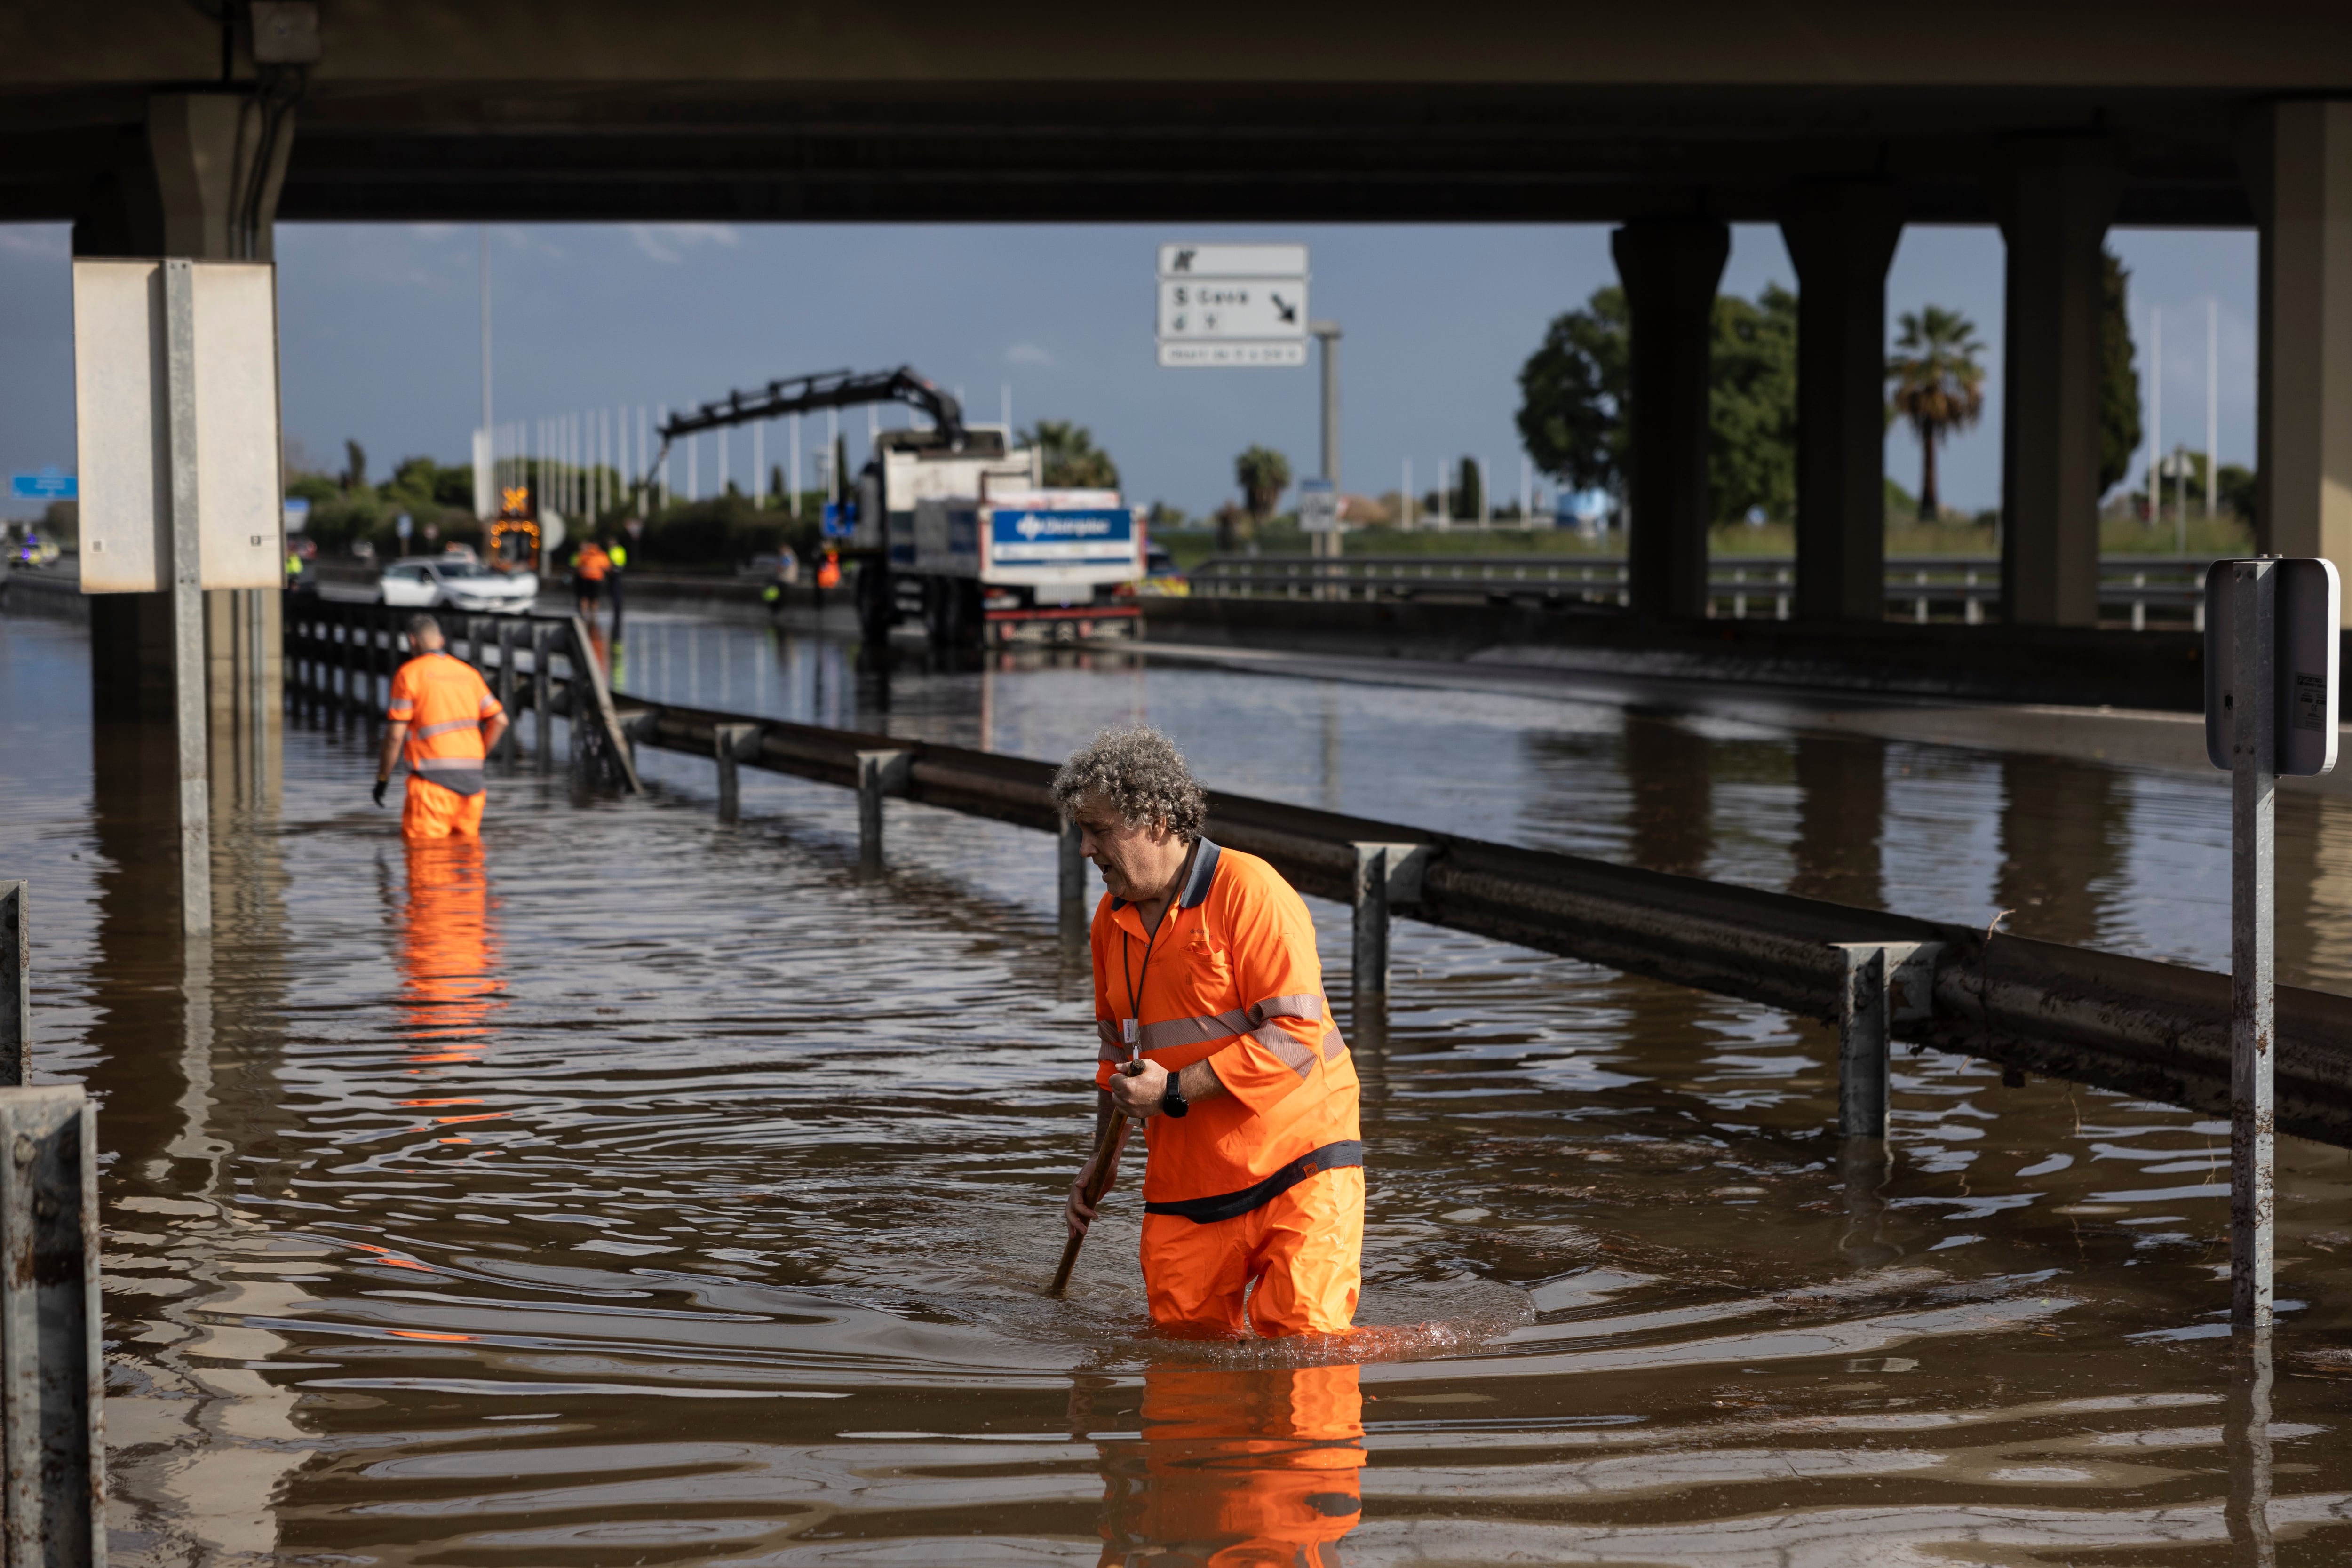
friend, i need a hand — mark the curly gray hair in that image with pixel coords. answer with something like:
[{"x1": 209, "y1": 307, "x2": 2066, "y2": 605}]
[{"x1": 1053, "y1": 725, "x2": 1208, "y2": 840}]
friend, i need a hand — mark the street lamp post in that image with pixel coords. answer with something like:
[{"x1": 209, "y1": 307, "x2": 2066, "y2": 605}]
[{"x1": 1311, "y1": 320, "x2": 1341, "y2": 560}]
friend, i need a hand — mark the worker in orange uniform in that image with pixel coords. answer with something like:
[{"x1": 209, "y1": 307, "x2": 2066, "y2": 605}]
[
  {"x1": 1057, "y1": 725, "x2": 1363, "y2": 1337},
  {"x1": 573, "y1": 538, "x2": 611, "y2": 625},
  {"x1": 373, "y1": 613, "x2": 509, "y2": 838}
]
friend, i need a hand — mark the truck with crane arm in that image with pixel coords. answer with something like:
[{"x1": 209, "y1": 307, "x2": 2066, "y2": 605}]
[{"x1": 649, "y1": 368, "x2": 1144, "y2": 649}]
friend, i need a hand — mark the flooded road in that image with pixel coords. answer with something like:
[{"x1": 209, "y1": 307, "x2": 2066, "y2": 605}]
[{"x1": 7, "y1": 606, "x2": 2352, "y2": 1565}]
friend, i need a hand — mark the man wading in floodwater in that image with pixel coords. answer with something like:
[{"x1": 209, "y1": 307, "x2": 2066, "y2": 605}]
[
  {"x1": 373, "y1": 614, "x2": 508, "y2": 838},
  {"x1": 1058, "y1": 727, "x2": 1365, "y2": 1336}
]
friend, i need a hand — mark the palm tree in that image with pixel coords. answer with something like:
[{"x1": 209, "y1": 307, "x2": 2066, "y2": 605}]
[
  {"x1": 1235, "y1": 446, "x2": 1291, "y2": 528},
  {"x1": 1017, "y1": 420, "x2": 1120, "y2": 488},
  {"x1": 1886, "y1": 307, "x2": 1986, "y2": 522}
]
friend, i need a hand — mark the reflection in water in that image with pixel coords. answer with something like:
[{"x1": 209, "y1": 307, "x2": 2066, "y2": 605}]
[
  {"x1": 16, "y1": 611, "x2": 2352, "y2": 1562},
  {"x1": 1093, "y1": 1363, "x2": 1363, "y2": 1567},
  {"x1": 1836, "y1": 1137, "x2": 1899, "y2": 1272},
  {"x1": 2228, "y1": 1337, "x2": 2276, "y2": 1567},
  {"x1": 395, "y1": 836, "x2": 502, "y2": 1069},
  {"x1": 1791, "y1": 733, "x2": 1885, "y2": 907},
  {"x1": 1996, "y1": 755, "x2": 2126, "y2": 947},
  {"x1": 1621, "y1": 713, "x2": 1712, "y2": 877}
]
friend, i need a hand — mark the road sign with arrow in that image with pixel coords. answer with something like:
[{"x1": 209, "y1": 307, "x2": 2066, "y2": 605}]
[{"x1": 1156, "y1": 243, "x2": 1309, "y2": 367}]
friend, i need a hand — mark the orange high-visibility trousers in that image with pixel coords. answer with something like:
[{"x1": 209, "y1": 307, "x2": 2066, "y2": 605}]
[
  {"x1": 1140, "y1": 1166, "x2": 1363, "y2": 1337},
  {"x1": 402, "y1": 777, "x2": 486, "y2": 840}
]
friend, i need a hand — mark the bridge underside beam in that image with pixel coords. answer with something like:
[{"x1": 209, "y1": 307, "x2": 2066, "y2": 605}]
[{"x1": 0, "y1": 88, "x2": 2266, "y2": 228}]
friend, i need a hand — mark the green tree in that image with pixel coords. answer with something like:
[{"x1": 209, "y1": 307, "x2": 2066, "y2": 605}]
[
  {"x1": 1019, "y1": 419, "x2": 1120, "y2": 488},
  {"x1": 1516, "y1": 287, "x2": 1629, "y2": 499},
  {"x1": 2219, "y1": 462, "x2": 2258, "y2": 526},
  {"x1": 1886, "y1": 306, "x2": 1986, "y2": 521},
  {"x1": 2100, "y1": 249, "x2": 2143, "y2": 496},
  {"x1": 1516, "y1": 282, "x2": 1798, "y2": 525},
  {"x1": 342, "y1": 438, "x2": 369, "y2": 494},
  {"x1": 1454, "y1": 457, "x2": 1484, "y2": 521},
  {"x1": 1710, "y1": 284, "x2": 1799, "y2": 523},
  {"x1": 1235, "y1": 445, "x2": 1291, "y2": 528}
]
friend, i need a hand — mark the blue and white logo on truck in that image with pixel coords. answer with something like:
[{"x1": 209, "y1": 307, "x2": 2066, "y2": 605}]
[{"x1": 987, "y1": 508, "x2": 1135, "y2": 565}]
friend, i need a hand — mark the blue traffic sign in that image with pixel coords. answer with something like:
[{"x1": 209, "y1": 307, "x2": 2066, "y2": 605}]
[{"x1": 9, "y1": 470, "x2": 75, "y2": 501}]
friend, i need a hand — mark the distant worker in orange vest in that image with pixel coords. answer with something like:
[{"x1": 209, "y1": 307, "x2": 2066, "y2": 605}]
[
  {"x1": 1057, "y1": 726, "x2": 1364, "y2": 1337},
  {"x1": 573, "y1": 540, "x2": 612, "y2": 624},
  {"x1": 373, "y1": 614, "x2": 510, "y2": 839},
  {"x1": 604, "y1": 532, "x2": 630, "y2": 642}
]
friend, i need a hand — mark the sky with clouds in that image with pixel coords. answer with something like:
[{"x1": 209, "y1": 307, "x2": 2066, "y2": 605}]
[{"x1": 0, "y1": 218, "x2": 2254, "y2": 524}]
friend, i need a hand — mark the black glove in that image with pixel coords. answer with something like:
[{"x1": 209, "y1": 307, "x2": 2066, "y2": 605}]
[{"x1": 373, "y1": 777, "x2": 389, "y2": 808}]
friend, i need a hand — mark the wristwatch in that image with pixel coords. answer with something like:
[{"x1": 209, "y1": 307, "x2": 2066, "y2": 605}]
[{"x1": 1160, "y1": 1074, "x2": 1190, "y2": 1119}]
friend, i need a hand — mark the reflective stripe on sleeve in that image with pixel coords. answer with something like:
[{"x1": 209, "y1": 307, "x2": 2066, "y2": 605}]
[
  {"x1": 1137, "y1": 1007, "x2": 1254, "y2": 1052},
  {"x1": 1136, "y1": 993, "x2": 1331, "y2": 1054},
  {"x1": 1250, "y1": 1022, "x2": 1320, "y2": 1080}
]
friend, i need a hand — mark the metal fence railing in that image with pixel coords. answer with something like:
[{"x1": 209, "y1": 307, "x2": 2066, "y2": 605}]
[{"x1": 1184, "y1": 554, "x2": 2214, "y2": 630}]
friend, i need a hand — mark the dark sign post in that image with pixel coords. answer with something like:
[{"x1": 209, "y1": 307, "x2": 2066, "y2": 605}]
[{"x1": 2206, "y1": 557, "x2": 2341, "y2": 1336}]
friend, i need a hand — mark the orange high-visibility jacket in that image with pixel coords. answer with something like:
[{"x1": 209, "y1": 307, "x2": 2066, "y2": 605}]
[
  {"x1": 388, "y1": 652, "x2": 503, "y2": 797},
  {"x1": 1092, "y1": 840, "x2": 1361, "y2": 1219},
  {"x1": 576, "y1": 545, "x2": 611, "y2": 581}
]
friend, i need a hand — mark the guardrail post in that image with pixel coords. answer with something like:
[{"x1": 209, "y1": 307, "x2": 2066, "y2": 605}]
[
  {"x1": 0, "y1": 885, "x2": 24, "y2": 1090},
  {"x1": 563, "y1": 616, "x2": 643, "y2": 793},
  {"x1": 0, "y1": 1085, "x2": 105, "y2": 1568},
  {"x1": 1058, "y1": 818, "x2": 1089, "y2": 951},
  {"x1": 531, "y1": 623, "x2": 554, "y2": 774},
  {"x1": 855, "y1": 750, "x2": 913, "y2": 876},
  {"x1": 1832, "y1": 941, "x2": 1941, "y2": 1138},
  {"x1": 1351, "y1": 843, "x2": 1432, "y2": 1023},
  {"x1": 713, "y1": 724, "x2": 760, "y2": 822},
  {"x1": 494, "y1": 620, "x2": 519, "y2": 771},
  {"x1": 332, "y1": 603, "x2": 350, "y2": 723}
]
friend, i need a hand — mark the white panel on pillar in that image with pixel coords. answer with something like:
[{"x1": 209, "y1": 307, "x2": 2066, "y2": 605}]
[
  {"x1": 191, "y1": 263, "x2": 285, "y2": 589},
  {"x1": 72, "y1": 261, "x2": 169, "y2": 594},
  {"x1": 72, "y1": 257, "x2": 284, "y2": 593}
]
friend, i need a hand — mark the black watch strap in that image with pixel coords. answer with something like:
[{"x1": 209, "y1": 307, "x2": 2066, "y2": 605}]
[{"x1": 1161, "y1": 1077, "x2": 1189, "y2": 1118}]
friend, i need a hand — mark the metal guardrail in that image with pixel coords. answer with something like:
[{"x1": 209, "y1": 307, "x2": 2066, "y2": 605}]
[
  {"x1": 1187, "y1": 554, "x2": 2214, "y2": 629},
  {"x1": 1, "y1": 883, "x2": 24, "y2": 1088},
  {"x1": 281, "y1": 599, "x2": 641, "y2": 793},
  {"x1": 0, "y1": 1086, "x2": 104, "y2": 1568},
  {"x1": 0, "y1": 885, "x2": 106, "y2": 1568},
  {"x1": 277, "y1": 597, "x2": 2352, "y2": 1153}
]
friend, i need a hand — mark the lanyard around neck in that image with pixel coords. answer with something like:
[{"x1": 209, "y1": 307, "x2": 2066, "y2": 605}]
[{"x1": 1120, "y1": 839, "x2": 1199, "y2": 1049}]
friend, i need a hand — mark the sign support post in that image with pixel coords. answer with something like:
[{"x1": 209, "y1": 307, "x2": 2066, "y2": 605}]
[
  {"x1": 162, "y1": 259, "x2": 213, "y2": 940},
  {"x1": 2207, "y1": 552, "x2": 2337, "y2": 1337},
  {"x1": 2228, "y1": 558, "x2": 2276, "y2": 1336},
  {"x1": 1311, "y1": 320, "x2": 1342, "y2": 562}
]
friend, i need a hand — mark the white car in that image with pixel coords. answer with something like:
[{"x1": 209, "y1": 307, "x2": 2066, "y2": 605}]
[{"x1": 378, "y1": 558, "x2": 539, "y2": 613}]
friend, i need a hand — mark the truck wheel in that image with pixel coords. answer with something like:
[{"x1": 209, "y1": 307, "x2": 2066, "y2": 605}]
[
  {"x1": 922, "y1": 578, "x2": 950, "y2": 651},
  {"x1": 855, "y1": 561, "x2": 893, "y2": 645},
  {"x1": 952, "y1": 580, "x2": 984, "y2": 650}
]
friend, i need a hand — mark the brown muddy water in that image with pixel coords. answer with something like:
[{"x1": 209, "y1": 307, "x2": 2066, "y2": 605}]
[{"x1": 7, "y1": 607, "x2": 2352, "y2": 1566}]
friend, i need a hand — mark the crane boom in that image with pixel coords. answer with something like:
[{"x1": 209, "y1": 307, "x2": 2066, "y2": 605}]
[{"x1": 654, "y1": 366, "x2": 966, "y2": 451}]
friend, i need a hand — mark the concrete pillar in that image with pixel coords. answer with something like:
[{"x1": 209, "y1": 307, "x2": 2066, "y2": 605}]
[
  {"x1": 77, "y1": 90, "x2": 295, "y2": 739},
  {"x1": 2242, "y1": 102, "x2": 2352, "y2": 574},
  {"x1": 1992, "y1": 138, "x2": 2124, "y2": 627},
  {"x1": 1612, "y1": 218, "x2": 1729, "y2": 619},
  {"x1": 1782, "y1": 185, "x2": 1904, "y2": 621}
]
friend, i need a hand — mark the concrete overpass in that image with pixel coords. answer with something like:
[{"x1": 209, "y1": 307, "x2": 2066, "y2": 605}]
[{"x1": 8, "y1": 1, "x2": 2352, "y2": 708}]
